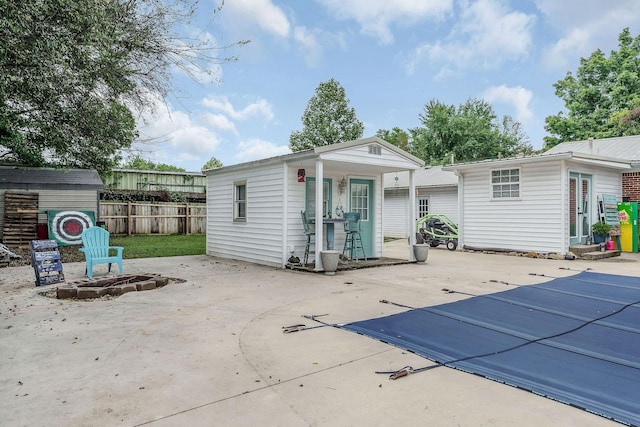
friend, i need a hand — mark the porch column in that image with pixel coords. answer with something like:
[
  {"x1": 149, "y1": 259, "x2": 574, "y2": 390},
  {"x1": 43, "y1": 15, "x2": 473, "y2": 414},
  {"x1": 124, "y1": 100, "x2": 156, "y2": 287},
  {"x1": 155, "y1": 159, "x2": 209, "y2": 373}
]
[
  {"x1": 408, "y1": 169, "x2": 416, "y2": 261},
  {"x1": 315, "y1": 158, "x2": 324, "y2": 271}
]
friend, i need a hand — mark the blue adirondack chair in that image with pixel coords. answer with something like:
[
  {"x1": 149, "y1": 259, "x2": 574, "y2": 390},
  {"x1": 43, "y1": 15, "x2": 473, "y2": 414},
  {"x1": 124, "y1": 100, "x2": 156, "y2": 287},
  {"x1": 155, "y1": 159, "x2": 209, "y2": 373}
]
[{"x1": 79, "y1": 226, "x2": 124, "y2": 278}]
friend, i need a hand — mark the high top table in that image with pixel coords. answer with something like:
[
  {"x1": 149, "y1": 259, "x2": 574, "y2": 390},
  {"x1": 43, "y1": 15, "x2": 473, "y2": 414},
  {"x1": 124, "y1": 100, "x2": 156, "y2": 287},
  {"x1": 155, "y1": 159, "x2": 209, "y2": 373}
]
[{"x1": 308, "y1": 217, "x2": 347, "y2": 250}]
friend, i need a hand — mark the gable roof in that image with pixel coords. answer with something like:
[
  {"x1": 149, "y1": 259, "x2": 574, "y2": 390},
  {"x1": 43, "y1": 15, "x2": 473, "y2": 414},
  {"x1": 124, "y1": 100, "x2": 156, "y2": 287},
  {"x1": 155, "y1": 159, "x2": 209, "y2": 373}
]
[
  {"x1": 0, "y1": 166, "x2": 103, "y2": 190},
  {"x1": 205, "y1": 136, "x2": 424, "y2": 175},
  {"x1": 543, "y1": 135, "x2": 640, "y2": 162}
]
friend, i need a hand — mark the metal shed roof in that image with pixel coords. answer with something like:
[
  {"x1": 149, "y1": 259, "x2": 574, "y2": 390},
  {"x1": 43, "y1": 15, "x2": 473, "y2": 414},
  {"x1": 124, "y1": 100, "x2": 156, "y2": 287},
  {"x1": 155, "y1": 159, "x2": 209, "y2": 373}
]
[
  {"x1": 0, "y1": 166, "x2": 103, "y2": 190},
  {"x1": 544, "y1": 135, "x2": 640, "y2": 161}
]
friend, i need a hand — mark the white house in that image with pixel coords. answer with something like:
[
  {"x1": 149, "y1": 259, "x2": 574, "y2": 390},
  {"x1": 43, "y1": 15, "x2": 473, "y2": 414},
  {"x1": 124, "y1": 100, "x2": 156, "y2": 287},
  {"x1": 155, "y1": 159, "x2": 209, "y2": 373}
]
[
  {"x1": 443, "y1": 150, "x2": 631, "y2": 255},
  {"x1": 204, "y1": 137, "x2": 424, "y2": 270},
  {"x1": 383, "y1": 166, "x2": 458, "y2": 238}
]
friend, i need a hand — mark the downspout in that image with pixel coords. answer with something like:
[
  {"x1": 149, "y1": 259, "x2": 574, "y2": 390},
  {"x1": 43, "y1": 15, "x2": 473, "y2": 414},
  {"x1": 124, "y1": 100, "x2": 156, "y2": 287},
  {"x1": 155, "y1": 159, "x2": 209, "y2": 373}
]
[
  {"x1": 379, "y1": 172, "x2": 384, "y2": 258},
  {"x1": 454, "y1": 170, "x2": 463, "y2": 248},
  {"x1": 408, "y1": 169, "x2": 416, "y2": 261},
  {"x1": 281, "y1": 162, "x2": 289, "y2": 268},
  {"x1": 560, "y1": 160, "x2": 568, "y2": 254},
  {"x1": 314, "y1": 159, "x2": 324, "y2": 271}
]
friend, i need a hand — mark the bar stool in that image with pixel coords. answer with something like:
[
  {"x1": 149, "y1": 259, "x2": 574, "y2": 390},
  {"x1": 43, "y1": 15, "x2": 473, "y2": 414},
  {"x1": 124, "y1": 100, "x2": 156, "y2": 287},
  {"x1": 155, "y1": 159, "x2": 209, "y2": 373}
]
[
  {"x1": 342, "y1": 212, "x2": 367, "y2": 262},
  {"x1": 301, "y1": 211, "x2": 314, "y2": 265}
]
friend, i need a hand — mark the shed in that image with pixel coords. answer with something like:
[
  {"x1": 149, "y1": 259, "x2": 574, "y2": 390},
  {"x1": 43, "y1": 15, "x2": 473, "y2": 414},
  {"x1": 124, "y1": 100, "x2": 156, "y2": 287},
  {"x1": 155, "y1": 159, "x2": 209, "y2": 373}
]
[
  {"x1": 204, "y1": 137, "x2": 424, "y2": 270},
  {"x1": 443, "y1": 151, "x2": 630, "y2": 254},
  {"x1": 383, "y1": 166, "x2": 458, "y2": 238},
  {"x1": 0, "y1": 166, "x2": 103, "y2": 245}
]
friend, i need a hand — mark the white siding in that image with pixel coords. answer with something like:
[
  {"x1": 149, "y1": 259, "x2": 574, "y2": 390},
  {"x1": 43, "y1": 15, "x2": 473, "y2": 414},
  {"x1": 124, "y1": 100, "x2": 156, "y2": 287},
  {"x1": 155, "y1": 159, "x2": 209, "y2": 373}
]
[
  {"x1": 383, "y1": 186, "x2": 458, "y2": 239},
  {"x1": 461, "y1": 161, "x2": 565, "y2": 253},
  {"x1": 459, "y1": 159, "x2": 625, "y2": 254},
  {"x1": 566, "y1": 164, "x2": 622, "y2": 231},
  {"x1": 322, "y1": 143, "x2": 420, "y2": 170},
  {"x1": 418, "y1": 187, "x2": 459, "y2": 223},
  {"x1": 206, "y1": 162, "x2": 387, "y2": 267},
  {"x1": 383, "y1": 189, "x2": 409, "y2": 238},
  {"x1": 207, "y1": 165, "x2": 286, "y2": 267}
]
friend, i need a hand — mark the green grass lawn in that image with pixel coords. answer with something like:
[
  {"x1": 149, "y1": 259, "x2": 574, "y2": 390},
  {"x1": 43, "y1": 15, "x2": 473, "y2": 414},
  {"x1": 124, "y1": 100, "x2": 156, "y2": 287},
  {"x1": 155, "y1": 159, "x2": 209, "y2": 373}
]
[{"x1": 110, "y1": 234, "x2": 206, "y2": 259}]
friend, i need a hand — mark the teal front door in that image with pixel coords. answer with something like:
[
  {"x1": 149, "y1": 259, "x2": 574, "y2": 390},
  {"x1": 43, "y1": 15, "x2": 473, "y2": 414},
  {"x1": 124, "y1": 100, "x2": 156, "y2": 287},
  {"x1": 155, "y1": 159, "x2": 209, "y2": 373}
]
[{"x1": 349, "y1": 178, "x2": 373, "y2": 257}]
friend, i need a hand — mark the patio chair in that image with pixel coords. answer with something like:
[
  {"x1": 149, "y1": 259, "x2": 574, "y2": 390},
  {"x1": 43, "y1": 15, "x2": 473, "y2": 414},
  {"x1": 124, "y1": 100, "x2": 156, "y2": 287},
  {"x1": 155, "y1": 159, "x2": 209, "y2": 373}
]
[
  {"x1": 301, "y1": 211, "x2": 315, "y2": 265},
  {"x1": 79, "y1": 226, "x2": 124, "y2": 278},
  {"x1": 342, "y1": 212, "x2": 367, "y2": 262}
]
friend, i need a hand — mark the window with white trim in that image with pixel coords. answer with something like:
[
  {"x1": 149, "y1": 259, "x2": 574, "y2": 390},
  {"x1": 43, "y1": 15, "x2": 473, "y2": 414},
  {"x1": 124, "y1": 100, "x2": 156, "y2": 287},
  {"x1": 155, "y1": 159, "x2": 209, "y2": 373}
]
[
  {"x1": 418, "y1": 197, "x2": 429, "y2": 219},
  {"x1": 234, "y1": 181, "x2": 247, "y2": 221},
  {"x1": 491, "y1": 168, "x2": 520, "y2": 198}
]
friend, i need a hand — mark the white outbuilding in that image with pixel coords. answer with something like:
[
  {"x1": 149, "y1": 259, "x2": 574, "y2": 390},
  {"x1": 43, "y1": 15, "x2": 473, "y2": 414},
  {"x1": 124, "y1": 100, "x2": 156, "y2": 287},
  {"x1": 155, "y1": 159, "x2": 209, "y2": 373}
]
[{"x1": 204, "y1": 137, "x2": 424, "y2": 270}]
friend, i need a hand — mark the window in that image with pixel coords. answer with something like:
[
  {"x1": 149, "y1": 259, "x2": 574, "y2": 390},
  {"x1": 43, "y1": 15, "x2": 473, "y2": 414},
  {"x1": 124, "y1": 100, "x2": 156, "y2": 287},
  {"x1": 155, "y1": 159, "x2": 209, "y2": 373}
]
[
  {"x1": 351, "y1": 182, "x2": 369, "y2": 221},
  {"x1": 305, "y1": 178, "x2": 332, "y2": 218},
  {"x1": 491, "y1": 168, "x2": 520, "y2": 198},
  {"x1": 418, "y1": 197, "x2": 429, "y2": 218},
  {"x1": 234, "y1": 181, "x2": 246, "y2": 221}
]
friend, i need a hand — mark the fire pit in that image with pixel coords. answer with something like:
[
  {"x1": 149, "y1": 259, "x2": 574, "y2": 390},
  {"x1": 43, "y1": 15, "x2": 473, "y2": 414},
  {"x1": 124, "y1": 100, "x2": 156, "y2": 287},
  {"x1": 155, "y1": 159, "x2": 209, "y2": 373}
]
[{"x1": 55, "y1": 274, "x2": 170, "y2": 299}]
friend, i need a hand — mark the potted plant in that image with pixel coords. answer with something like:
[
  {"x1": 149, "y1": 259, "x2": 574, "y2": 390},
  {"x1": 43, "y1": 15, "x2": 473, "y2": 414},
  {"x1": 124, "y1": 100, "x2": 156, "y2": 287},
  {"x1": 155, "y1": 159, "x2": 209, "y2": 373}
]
[{"x1": 591, "y1": 221, "x2": 611, "y2": 244}]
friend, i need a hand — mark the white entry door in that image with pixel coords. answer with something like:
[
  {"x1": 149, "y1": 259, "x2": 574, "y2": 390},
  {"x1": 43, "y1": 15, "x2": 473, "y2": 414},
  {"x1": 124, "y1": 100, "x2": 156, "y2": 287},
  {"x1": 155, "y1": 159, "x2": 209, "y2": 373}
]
[{"x1": 569, "y1": 172, "x2": 592, "y2": 245}]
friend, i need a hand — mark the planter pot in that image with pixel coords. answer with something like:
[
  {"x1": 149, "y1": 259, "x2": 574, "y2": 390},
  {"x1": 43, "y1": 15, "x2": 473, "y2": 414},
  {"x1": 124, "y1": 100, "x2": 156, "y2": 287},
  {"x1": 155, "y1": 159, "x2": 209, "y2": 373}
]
[
  {"x1": 413, "y1": 244, "x2": 429, "y2": 263},
  {"x1": 593, "y1": 233, "x2": 607, "y2": 244},
  {"x1": 320, "y1": 250, "x2": 340, "y2": 275}
]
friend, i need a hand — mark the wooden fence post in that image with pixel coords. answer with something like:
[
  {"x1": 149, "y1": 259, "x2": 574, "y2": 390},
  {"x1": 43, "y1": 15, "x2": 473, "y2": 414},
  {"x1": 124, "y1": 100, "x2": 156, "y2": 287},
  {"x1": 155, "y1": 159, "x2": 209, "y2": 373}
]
[
  {"x1": 127, "y1": 201, "x2": 132, "y2": 236},
  {"x1": 186, "y1": 203, "x2": 191, "y2": 235}
]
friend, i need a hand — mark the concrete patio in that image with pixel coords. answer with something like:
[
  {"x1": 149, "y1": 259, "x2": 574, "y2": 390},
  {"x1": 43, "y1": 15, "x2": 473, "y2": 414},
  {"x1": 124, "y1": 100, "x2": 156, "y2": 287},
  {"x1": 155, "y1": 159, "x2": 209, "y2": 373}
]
[{"x1": 1, "y1": 240, "x2": 638, "y2": 427}]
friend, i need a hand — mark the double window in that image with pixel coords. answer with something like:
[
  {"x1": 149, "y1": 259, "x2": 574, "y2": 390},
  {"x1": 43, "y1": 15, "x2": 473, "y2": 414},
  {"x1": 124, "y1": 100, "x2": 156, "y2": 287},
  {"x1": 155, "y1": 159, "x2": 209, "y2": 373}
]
[
  {"x1": 234, "y1": 181, "x2": 246, "y2": 221},
  {"x1": 491, "y1": 168, "x2": 520, "y2": 199}
]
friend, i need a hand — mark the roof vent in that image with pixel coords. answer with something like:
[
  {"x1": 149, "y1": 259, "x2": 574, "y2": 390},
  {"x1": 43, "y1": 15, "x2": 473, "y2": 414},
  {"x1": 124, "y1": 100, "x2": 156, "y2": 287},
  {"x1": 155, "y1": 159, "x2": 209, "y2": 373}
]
[{"x1": 368, "y1": 145, "x2": 382, "y2": 155}]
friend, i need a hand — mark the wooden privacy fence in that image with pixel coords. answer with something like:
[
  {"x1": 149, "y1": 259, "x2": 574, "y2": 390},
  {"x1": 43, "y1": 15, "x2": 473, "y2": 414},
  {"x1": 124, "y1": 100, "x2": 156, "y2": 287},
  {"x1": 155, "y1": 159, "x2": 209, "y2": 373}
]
[{"x1": 100, "y1": 202, "x2": 206, "y2": 236}]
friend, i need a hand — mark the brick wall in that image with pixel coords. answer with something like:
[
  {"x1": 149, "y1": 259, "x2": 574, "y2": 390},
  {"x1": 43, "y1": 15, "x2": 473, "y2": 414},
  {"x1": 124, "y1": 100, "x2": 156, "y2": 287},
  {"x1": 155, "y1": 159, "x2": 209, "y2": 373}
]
[{"x1": 622, "y1": 172, "x2": 640, "y2": 202}]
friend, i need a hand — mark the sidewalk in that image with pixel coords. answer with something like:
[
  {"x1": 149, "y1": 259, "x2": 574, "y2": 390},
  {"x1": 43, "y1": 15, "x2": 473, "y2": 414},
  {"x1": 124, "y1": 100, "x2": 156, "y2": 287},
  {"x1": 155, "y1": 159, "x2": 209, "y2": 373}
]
[{"x1": 1, "y1": 241, "x2": 636, "y2": 427}]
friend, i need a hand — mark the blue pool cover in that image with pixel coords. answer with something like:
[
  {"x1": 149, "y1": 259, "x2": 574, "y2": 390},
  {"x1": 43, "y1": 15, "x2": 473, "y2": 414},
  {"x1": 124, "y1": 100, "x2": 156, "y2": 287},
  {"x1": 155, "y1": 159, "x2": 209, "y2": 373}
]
[{"x1": 342, "y1": 271, "x2": 640, "y2": 426}]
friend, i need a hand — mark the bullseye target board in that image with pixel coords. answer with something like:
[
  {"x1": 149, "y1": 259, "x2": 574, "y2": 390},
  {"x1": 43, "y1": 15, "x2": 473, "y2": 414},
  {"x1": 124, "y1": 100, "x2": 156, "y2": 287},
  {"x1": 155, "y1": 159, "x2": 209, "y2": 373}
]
[{"x1": 47, "y1": 210, "x2": 95, "y2": 246}]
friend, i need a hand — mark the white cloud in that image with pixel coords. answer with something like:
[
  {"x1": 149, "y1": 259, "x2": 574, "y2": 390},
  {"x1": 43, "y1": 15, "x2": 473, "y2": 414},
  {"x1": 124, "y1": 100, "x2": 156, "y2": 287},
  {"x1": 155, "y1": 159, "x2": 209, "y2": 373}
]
[
  {"x1": 224, "y1": 0, "x2": 290, "y2": 38},
  {"x1": 536, "y1": 0, "x2": 640, "y2": 69},
  {"x1": 483, "y1": 85, "x2": 533, "y2": 123},
  {"x1": 235, "y1": 138, "x2": 290, "y2": 163},
  {"x1": 406, "y1": 0, "x2": 535, "y2": 75},
  {"x1": 293, "y1": 26, "x2": 323, "y2": 67},
  {"x1": 133, "y1": 99, "x2": 222, "y2": 171},
  {"x1": 201, "y1": 96, "x2": 274, "y2": 121},
  {"x1": 202, "y1": 113, "x2": 238, "y2": 134},
  {"x1": 317, "y1": 0, "x2": 453, "y2": 44}
]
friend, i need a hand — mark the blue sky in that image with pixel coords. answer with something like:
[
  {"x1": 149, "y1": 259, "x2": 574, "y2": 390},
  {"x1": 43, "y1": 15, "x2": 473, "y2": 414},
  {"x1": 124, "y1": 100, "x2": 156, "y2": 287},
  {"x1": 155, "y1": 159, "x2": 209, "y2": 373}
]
[{"x1": 132, "y1": 0, "x2": 640, "y2": 171}]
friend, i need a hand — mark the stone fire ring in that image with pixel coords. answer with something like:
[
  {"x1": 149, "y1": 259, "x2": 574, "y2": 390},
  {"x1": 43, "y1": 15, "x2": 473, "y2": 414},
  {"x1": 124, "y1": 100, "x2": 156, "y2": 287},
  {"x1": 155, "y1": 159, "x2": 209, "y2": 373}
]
[{"x1": 56, "y1": 274, "x2": 170, "y2": 300}]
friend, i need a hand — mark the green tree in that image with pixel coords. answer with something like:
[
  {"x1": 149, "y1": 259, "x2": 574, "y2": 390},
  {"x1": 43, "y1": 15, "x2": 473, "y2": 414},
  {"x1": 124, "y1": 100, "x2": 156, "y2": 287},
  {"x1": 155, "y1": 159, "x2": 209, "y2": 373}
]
[
  {"x1": 411, "y1": 98, "x2": 532, "y2": 165},
  {"x1": 289, "y1": 78, "x2": 364, "y2": 151},
  {"x1": 121, "y1": 155, "x2": 186, "y2": 172},
  {"x1": 0, "y1": 0, "x2": 247, "y2": 174},
  {"x1": 544, "y1": 28, "x2": 640, "y2": 149},
  {"x1": 375, "y1": 127, "x2": 410, "y2": 152},
  {"x1": 201, "y1": 156, "x2": 223, "y2": 171}
]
